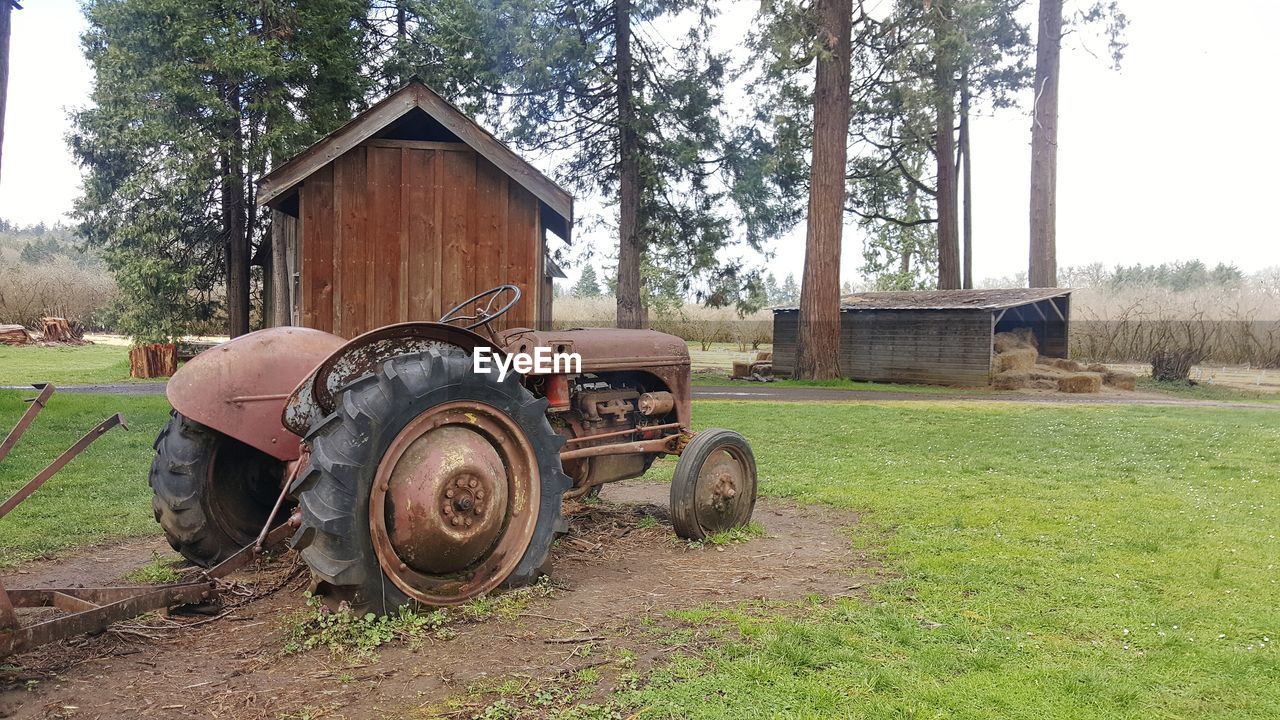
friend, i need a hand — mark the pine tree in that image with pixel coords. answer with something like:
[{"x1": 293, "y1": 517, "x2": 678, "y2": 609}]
[
  {"x1": 780, "y1": 274, "x2": 800, "y2": 305},
  {"x1": 491, "y1": 0, "x2": 771, "y2": 327},
  {"x1": 573, "y1": 265, "x2": 602, "y2": 298},
  {"x1": 72, "y1": 0, "x2": 367, "y2": 342}
]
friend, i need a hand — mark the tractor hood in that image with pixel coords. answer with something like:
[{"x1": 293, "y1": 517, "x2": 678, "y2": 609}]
[{"x1": 497, "y1": 328, "x2": 689, "y2": 372}]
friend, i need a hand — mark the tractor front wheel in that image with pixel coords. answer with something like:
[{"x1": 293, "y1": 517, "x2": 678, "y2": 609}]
[
  {"x1": 290, "y1": 348, "x2": 570, "y2": 613},
  {"x1": 149, "y1": 412, "x2": 284, "y2": 567},
  {"x1": 669, "y1": 429, "x2": 758, "y2": 540}
]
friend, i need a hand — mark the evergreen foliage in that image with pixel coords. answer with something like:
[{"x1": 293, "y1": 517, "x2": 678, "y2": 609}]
[{"x1": 71, "y1": 0, "x2": 369, "y2": 343}]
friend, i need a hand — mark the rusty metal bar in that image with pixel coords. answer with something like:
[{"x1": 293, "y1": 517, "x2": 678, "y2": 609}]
[
  {"x1": 563, "y1": 422, "x2": 682, "y2": 447},
  {"x1": 0, "y1": 579, "x2": 16, "y2": 631},
  {"x1": 0, "y1": 413, "x2": 128, "y2": 519},
  {"x1": 0, "y1": 383, "x2": 55, "y2": 464},
  {"x1": 254, "y1": 458, "x2": 303, "y2": 552},
  {"x1": 0, "y1": 581, "x2": 216, "y2": 658},
  {"x1": 559, "y1": 434, "x2": 681, "y2": 462}
]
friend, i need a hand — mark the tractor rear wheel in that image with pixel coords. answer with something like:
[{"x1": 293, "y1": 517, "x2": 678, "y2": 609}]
[
  {"x1": 290, "y1": 348, "x2": 570, "y2": 614},
  {"x1": 149, "y1": 412, "x2": 284, "y2": 567},
  {"x1": 669, "y1": 429, "x2": 758, "y2": 540}
]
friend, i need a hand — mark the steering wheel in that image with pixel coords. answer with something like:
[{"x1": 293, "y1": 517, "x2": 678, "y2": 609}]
[{"x1": 440, "y1": 284, "x2": 522, "y2": 331}]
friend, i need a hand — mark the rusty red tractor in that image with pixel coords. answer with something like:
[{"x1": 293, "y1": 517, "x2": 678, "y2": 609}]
[{"x1": 150, "y1": 286, "x2": 758, "y2": 612}]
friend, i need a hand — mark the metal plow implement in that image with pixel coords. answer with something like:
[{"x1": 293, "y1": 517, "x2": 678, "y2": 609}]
[{"x1": 0, "y1": 384, "x2": 260, "y2": 659}]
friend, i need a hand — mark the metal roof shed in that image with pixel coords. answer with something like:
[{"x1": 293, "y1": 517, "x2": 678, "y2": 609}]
[{"x1": 771, "y1": 289, "x2": 1071, "y2": 385}]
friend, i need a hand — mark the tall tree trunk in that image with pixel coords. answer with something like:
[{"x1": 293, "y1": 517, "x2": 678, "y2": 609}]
[
  {"x1": 933, "y1": 1, "x2": 960, "y2": 290},
  {"x1": 615, "y1": 0, "x2": 643, "y2": 329},
  {"x1": 223, "y1": 86, "x2": 250, "y2": 337},
  {"x1": 270, "y1": 210, "x2": 292, "y2": 327},
  {"x1": 794, "y1": 0, "x2": 851, "y2": 380},
  {"x1": 0, "y1": 0, "x2": 11, "y2": 182},
  {"x1": 959, "y1": 80, "x2": 973, "y2": 289},
  {"x1": 1029, "y1": 0, "x2": 1062, "y2": 288}
]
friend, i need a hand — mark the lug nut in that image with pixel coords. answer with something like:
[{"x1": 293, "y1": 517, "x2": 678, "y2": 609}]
[
  {"x1": 451, "y1": 516, "x2": 461, "y2": 526},
  {"x1": 468, "y1": 479, "x2": 478, "y2": 488},
  {"x1": 464, "y1": 518, "x2": 473, "y2": 527},
  {"x1": 446, "y1": 489, "x2": 455, "y2": 498},
  {"x1": 443, "y1": 505, "x2": 452, "y2": 515}
]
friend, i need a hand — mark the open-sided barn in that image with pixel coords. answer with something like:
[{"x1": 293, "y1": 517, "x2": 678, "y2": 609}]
[
  {"x1": 257, "y1": 81, "x2": 572, "y2": 337},
  {"x1": 772, "y1": 289, "x2": 1071, "y2": 385}
]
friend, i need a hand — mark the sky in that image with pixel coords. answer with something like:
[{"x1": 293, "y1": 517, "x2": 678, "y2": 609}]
[{"x1": 1, "y1": 0, "x2": 1277, "y2": 288}]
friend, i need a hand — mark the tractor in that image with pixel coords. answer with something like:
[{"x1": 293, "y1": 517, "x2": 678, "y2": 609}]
[{"x1": 149, "y1": 286, "x2": 757, "y2": 613}]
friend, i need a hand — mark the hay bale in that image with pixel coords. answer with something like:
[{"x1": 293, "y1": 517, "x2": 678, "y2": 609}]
[
  {"x1": 755, "y1": 351, "x2": 772, "y2": 362},
  {"x1": 1029, "y1": 367, "x2": 1066, "y2": 381},
  {"x1": 731, "y1": 361, "x2": 752, "y2": 379},
  {"x1": 993, "y1": 329, "x2": 1037, "y2": 354},
  {"x1": 993, "y1": 347, "x2": 1038, "y2": 373},
  {"x1": 1039, "y1": 357, "x2": 1083, "y2": 372},
  {"x1": 993, "y1": 371, "x2": 1030, "y2": 390},
  {"x1": 1058, "y1": 372, "x2": 1103, "y2": 394},
  {"x1": 1104, "y1": 370, "x2": 1137, "y2": 391},
  {"x1": 1085, "y1": 363, "x2": 1108, "y2": 373},
  {"x1": 1030, "y1": 378, "x2": 1059, "y2": 390}
]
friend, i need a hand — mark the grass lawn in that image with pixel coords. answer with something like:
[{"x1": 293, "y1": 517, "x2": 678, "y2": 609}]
[
  {"x1": 0, "y1": 390, "x2": 173, "y2": 565},
  {"x1": 2, "y1": 391, "x2": 1277, "y2": 717},
  {"x1": 0, "y1": 343, "x2": 161, "y2": 386},
  {"x1": 612, "y1": 400, "x2": 1280, "y2": 719},
  {"x1": 1137, "y1": 377, "x2": 1280, "y2": 406}
]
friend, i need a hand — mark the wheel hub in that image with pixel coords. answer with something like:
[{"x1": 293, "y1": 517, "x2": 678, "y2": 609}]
[
  {"x1": 384, "y1": 425, "x2": 509, "y2": 574},
  {"x1": 695, "y1": 449, "x2": 750, "y2": 524},
  {"x1": 369, "y1": 402, "x2": 540, "y2": 605}
]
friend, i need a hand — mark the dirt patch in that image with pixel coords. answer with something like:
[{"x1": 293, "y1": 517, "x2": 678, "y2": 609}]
[
  {"x1": 1, "y1": 538, "x2": 172, "y2": 588},
  {"x1": 0, "y1": 480, "x2": 873, "y2": 719}
]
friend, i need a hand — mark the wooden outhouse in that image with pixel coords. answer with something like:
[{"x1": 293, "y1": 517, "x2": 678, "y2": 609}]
[
  {"x1": 257, "y1": 81, "x2": 573, "y2": 337},
  {"x1": 772, "y1": 289, "x2": 1071, "y2": 385}
]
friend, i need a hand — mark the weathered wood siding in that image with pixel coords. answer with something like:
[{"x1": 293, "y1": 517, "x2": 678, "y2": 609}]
[
  {"x1": 771, "y1": 308, "x2": 994, "y2": 385},
  {"x1": 771, "y1": 310, "x2": 799, "y2": 376},
  {"x1": 296, "y1": 139, "x2": 543, "y2": 338},
  {"x1": 841, "y1": 310, "x2": 992, "y2": 385}
]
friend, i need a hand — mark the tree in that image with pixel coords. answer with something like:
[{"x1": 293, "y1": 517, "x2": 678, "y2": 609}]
[
  {"x1": 791, "y1": 0, "x2": 853, "y2": 379},
  {"x1": 72, "y1": 0, "x2": 368, "y2": 341},
  {"x1": 1029, "y1": 0, "x2": 1126, "y2": 287},
  {"x1": 493, "y1": 0, "x2": 768, "y2": 328},
  {"x1": 845, "y1": 1, "x2": 1029, "y2": 291},
  {"x1": 1027, "y1": 0, "x2": 1062, "y2": 288},
  {"x1": 780, "y1": 273, "x2": 800, "y2": 305},
  {"x1": 573, "y1": 264, "x2": 602, "y2": 297},
  {"x1": 363, "y1": 0, "x2": 508, "y2": 114}
]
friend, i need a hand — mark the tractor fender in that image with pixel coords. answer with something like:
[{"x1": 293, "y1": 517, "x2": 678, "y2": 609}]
[
  {"x1": 282, "y1": 322, "x2": 496, "y2": 437},
  {"x1": 167, "y1": 327, "x2": 347, "y2": 462}
]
